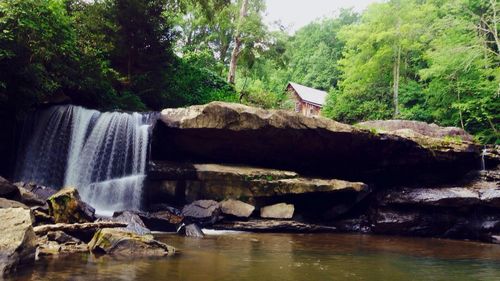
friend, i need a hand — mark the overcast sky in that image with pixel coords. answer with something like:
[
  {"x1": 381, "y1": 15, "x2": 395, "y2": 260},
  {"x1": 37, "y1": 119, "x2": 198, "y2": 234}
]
[{"x1": 265, "y1": 0, "x2": 379, "y2": 33}]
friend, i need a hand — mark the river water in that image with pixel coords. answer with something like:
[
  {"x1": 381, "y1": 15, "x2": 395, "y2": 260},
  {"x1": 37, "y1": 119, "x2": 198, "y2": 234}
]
[{"x1": 11, "y1": 233, "x2": 500, "y2": 281}]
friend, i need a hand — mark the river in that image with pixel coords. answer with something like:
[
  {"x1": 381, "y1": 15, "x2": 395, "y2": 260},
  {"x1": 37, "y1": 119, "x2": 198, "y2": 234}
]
[{"x1": 10, "y1": 232, "x2": 500, "y2": 281}]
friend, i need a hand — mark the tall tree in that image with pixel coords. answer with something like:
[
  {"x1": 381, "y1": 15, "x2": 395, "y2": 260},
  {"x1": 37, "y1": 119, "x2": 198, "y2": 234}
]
[{"x1": 227, "y1": 0, "x2": 249, "y2": 84}]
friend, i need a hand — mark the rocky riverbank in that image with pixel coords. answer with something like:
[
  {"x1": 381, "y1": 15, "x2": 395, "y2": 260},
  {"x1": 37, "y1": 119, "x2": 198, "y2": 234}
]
[
  {"x1": 2, "y1": 101, "x2": 499, "y2": 277},
  {"x1": 148, "y1": 102, "x2": 500, "y2": 241},
  {"x1": 0, "y1": 179, "x2": 176, "y2": 277}
]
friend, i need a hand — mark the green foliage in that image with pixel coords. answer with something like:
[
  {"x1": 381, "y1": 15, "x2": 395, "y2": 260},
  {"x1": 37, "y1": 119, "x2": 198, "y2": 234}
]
[{"x1": 0, "y1": 0, "x2": 497, "y2": 144}]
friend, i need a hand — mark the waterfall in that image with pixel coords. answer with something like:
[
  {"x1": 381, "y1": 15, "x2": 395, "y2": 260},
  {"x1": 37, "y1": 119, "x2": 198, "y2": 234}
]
[
  {"x1": 481, "y1": 146, "x2": 487, "y2": 171},
  {"x1": 15, "y1": 105, "x2": 157, "y2": 215}
]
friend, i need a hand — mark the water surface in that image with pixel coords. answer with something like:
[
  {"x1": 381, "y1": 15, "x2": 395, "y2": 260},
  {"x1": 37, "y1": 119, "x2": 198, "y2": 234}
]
[{"x1": 12, "y1": 233, "x2": 500, "y2": 281}]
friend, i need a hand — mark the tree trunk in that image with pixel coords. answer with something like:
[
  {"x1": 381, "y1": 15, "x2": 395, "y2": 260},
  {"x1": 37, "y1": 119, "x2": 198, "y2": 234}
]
[
  {"x1": 227, "y1": 0, "x2": 249, "y2": 84},
  {"x1": 393, "y1": 45, "x2": 401, "y2": 118}
]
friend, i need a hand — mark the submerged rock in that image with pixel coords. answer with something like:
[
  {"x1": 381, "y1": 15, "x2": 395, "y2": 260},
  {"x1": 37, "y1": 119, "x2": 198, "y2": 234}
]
[
  {"x1": 260, "y1": 203, "x2": 294, "y2": 219},
  {"x1": 88, "y1": 228, "x2": 175, "y2": 257},
  {"x1": 47, "y1": 187, "x2": 95, "y2": 224},
  {"x1": 220, "y1": 199, "x2": 255, "y2": 218},
  {"x1": 153, "y1": 102, "x2": 479, "y2": 183},
  {"x1": 0, "y1": 207, "x2": 37, "y2": 276},
  {"x1": 177, "y1": 223, "x2": 205, "y2": 238}
]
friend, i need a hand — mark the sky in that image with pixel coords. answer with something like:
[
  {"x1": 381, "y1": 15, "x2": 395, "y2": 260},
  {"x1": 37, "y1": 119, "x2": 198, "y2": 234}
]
[{"x1": 265, "y1": 0, "x2": 379, "y2": 33}]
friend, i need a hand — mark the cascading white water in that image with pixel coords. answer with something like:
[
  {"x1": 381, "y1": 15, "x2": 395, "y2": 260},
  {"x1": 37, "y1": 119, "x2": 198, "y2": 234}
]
[{"x1": 15, "y1": 105, "x2": 157, "y2": 215}]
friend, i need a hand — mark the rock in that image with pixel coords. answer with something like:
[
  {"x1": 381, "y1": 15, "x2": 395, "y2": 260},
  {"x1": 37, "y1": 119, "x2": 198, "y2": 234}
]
[
  {"x1": 147, "y1": 161, "x2": 368, "y2": 203},
  {"x1": 260, "y1": 203, "x2": 294, "y2": 219},
  {"x1": 213, "y1": 219, "x2": 336, "y2": 233},
  {"x1": 14, "y1": 182, "x2": 57, "y2": 205},
  {"x1": 220, "y1": 199, "x2": 255, "y2": 218},
  {"x1": 0, "y1": 197, "x2": 29, "y2": 209},
  {"x1": 356, "y1": 120, "x2": 474, "y2": 142},
  {"x1": 378, "y1": 184, "x2": 500, "y2": 209},
  {"x1": 136, "y1": 210, "x2": 184, "y2": 232},
  {"x1": 177, "y1": 223, "x2": 204, "y2": 238},
  {"x1": 112, "y1": 211, "x2": 151, "y2": 235},
  {"x1": 32, "y1": 205, "x2": 53, "y2": 225},
  {"x1": 152, "y1": 102, "x2": 479, "y2": 183},
  {"x1": 483, "y1": 146, "x2": 500, "y2": 169},
  {"x1": 0, "y1": 208, "x2": 37, "y2": 276},
  {"x1": 88, "y1": 228, "x2": 175, "y2": 257},
  {"x1": 36, "y1": 231, "x2": 87, "y2": 257},
  {"x1": 33, "y1": 221, "x2": 127, "y2": 236},
  {"x1": 47, "y1": 187, "x2": 95, "y2": 223},
  {"x1": 182, "y1": 200, "x2": 221, "y2": 224},
  {"x1": 0, "y1": 177, "x2": 20, "y2": 200}
]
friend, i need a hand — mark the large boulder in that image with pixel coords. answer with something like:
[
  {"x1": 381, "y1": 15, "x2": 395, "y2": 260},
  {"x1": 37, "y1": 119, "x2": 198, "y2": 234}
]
[
  {"x1": 182, "y1": 200, "x2": 221, "y2": 225},
  {"x1": 135, "y1": 210, "x2": 184, "y2": 232},
  {"x1": 88, "y1": 228, "x2": 175, "y2": 257},
  {"x1": 0, "y1": 208, "x2": 37, "y2": 276},
  {"x1": 260, "y1": 203, "x2": 294, "y2": 219},
  {"x1": 152, "y1": 102, "x2": 479, "y2": 183},
  {"x1": 220, "y1": 199, "x2": 255, "y2": 218},
  {"x1": 112, "y1": 211, "x2": 151, "y2": 235},
  {"x1": 47, "y1": 187, "x2": 95, "y2": 224}
]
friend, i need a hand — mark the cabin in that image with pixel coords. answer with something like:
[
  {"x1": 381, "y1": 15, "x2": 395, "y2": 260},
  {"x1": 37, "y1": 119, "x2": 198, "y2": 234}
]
[{"x1": 286, "y1": 82, "x2": 328, "y2": 117}]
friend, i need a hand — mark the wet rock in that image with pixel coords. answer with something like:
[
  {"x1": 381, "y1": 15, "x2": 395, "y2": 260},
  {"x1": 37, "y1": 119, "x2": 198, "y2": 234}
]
[
  {"x1": 182, "y1": 200, "x2": 221, "y2": 225},
  {"x1": 0, "y1": 177, "x2": 20, "y2": 200},
  {"x1": 0, "y1": 208, "x2": 37, "y2": 276},
  {"x1": 260, "y1": 203, "x2": 294, "y2": 219},
  {"x1": 178, "y1": 223, "x2": 204, "y2": 238},
  {"x1": 47, "y1": 187, "x2": 95, "y2": 224},
  {"x1": 220, "y1": 199, "x2": 255, "y2": 218},
  {"x1": 88, "y1": 228, "x2": 175, "y2": 257},
  {"x1": 36, "y1": 231, "x2": 88, "y2": 257},
  {"x1": 213, "y1": 219, "x2": 336, "y2": 233},
  {"x1": 112, "y1": 211, "x2": 151, "y2": 235},
  {"x1": 152, "y1": 102, "x2": 479, "y2": 183}
]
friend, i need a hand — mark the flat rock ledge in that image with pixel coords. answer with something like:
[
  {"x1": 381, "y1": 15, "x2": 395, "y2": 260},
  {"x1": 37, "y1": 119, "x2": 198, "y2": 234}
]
[
  {"x1": 213, "y1": 219, "x2": 336, "y2": 233},
  {"x1": 147, "y1": 161, "x2": 368, "y2": 203},
  {"x1": 153, "y1": 102, "x2": 480, "y2": 182}
]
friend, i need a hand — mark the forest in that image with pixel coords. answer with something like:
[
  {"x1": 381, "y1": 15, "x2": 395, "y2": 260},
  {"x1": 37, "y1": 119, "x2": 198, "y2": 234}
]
[{"x1": 0, "y1": 0, "x2": 498, "y2": 143}]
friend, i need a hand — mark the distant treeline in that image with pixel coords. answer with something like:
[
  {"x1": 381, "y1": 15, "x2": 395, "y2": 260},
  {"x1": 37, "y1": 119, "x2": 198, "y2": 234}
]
[{"x1": 0, "y1": 0, "x2": 498, "y2": 143}]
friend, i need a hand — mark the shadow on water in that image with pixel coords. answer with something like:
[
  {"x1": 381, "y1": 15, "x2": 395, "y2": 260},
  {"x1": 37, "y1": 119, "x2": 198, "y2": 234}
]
[{"x1": 10, "y1": 233, "x2": 500, "y2": 281}]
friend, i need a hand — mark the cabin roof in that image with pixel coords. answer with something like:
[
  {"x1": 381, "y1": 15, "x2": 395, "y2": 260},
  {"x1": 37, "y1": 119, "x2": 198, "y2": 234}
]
[{"x1": 287, "y1": 82, "x2": 328, "y2": 106}]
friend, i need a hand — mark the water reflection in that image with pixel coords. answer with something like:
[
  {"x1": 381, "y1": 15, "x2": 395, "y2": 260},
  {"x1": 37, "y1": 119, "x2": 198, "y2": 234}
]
[{"x1": 11, "y1": 233, "x2": 500, "y2": 281}]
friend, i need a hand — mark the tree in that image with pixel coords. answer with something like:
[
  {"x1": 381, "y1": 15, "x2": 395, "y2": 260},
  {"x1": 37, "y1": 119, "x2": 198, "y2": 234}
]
[{"x1": 325, "y1": 0, "x2": 437, "y2": 123}]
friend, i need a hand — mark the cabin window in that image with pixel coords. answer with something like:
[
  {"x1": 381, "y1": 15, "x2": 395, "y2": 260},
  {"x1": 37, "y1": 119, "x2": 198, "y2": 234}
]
[{"x1": 295, "y1": 102, "x2": 300, "y2": 112}]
